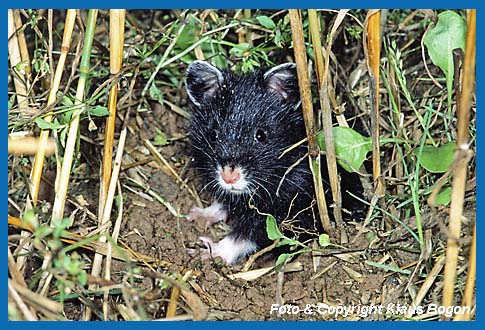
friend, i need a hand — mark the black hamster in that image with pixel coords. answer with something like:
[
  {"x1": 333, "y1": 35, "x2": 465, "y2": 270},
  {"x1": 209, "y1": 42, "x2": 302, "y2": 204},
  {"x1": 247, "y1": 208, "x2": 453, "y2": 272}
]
[{"x1": 185, "y1": 60, "x2": 364, "y2": 264}]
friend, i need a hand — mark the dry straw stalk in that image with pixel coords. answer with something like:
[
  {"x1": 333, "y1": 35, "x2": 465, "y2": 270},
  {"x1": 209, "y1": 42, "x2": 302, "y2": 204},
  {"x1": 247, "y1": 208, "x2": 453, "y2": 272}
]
[
  {"x1": 442, "y1": 9, "x2": 476, "y2": 317},
  {"x1": 288, "y1": 9, "x2": 331, "y2": 235}
]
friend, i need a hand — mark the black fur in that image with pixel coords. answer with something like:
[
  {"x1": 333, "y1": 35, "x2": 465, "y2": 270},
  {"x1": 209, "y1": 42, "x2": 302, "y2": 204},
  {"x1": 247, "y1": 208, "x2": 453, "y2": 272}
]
[{"x1": 186, "y1": 61, "x2": 364, "y2": 259}]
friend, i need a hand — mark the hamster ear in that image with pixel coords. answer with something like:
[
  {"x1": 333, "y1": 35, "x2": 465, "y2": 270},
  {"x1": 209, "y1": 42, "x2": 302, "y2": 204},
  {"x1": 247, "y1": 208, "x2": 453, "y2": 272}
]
[
  {"x1": 263, "y1": 63, "x2": 300, "y2": 104},
  {"x1": 186, "y1": 60, "x2": 224, "y2": 107}
]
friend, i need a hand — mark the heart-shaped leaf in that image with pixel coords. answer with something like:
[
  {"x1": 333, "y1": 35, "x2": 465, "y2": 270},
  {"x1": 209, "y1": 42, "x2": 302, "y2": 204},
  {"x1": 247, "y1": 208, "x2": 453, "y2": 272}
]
[
  {"x1": 424, "y1": 11, "x2": 466, "y2": 111},
  {"x1": 317, "y1": 127, "x2": 372, "y2": 173},
  {"x1": 435, "y1": 186, "x2": 452, "y2": 206},
  {"x1": 266, "y1": 215, "x2": 284, "y2": 240},
  {"x1": 424, "y1": 11, "x2": 466, "y2": 78},
  {"x1": 418, "y1": 141, "x2": 456, "y2": 173}
]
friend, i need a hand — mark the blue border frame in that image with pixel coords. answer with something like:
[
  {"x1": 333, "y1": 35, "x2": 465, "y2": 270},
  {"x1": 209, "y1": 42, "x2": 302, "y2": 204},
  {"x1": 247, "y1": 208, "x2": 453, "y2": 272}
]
[{"x1": 4, "y1": 1, "x2": 479, "y2": 328}]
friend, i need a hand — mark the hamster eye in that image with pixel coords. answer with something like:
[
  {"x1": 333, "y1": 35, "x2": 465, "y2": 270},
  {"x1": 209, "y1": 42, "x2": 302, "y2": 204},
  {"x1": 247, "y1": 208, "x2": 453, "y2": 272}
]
[
  {"x1": 209, "y1": 129, "x2": 218, "y2": 142},
  {"x1": 254, "y1": 129, "x2": 267, "y2": 143}
]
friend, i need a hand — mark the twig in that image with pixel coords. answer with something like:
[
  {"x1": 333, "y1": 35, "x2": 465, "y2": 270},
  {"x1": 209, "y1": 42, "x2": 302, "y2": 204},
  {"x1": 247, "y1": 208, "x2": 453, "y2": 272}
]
[
  {"x1": 142, "y1": 269, "x2": 207, "y2": 320},
  {"x1": 8, "y1": 9, "x2": 29, "y2": 111},
  {"x1": 8, "y1": 136, "x2": 56, "y2": 155},
  {"x1": 7, "y1": 248, "x2": 28, "y2": 288},
  {"x1": 8, "y1": 280, "x2": 37, "y2": 321},
  {"x1": 308, "y1": 9, "x2": 346, "y2": 226},
  {"x1": 289, "y1": 9, "x2": 332, "y2": 235},
  {"x1": 365, "y1": 10, "x2": 385, "y2": 196},
  {"x1": 12, "y1": 10, "x2": 32, "y2": 81},
  {"x1": 99, "y1": 9, "x2": 125, "y2": 221},
  {"x1": 39, "y1": 10, "x2": 98, "y2": 296},
  {"x1": 143, "y1": 139, "x2": 198, "y2": 201},
  {"x1": 10, "y1": 278, "x2": 64, "y2": 319},
  {"x1": 88, "y1": 125, "x2": 127, "y2": 320},
  {"x1": 29, "y1": 9, "x2": 77, "y2": 205},
  {"x1": 442, "y1": 9, "x2": 475, "y2": 315},
  {"x1": 454, "y1": 222, "x2": 476, "y2": 320}
]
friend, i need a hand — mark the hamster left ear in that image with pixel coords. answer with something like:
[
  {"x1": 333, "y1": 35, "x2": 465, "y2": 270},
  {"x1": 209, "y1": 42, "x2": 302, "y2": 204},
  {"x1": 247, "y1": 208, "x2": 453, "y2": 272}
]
[{"x1": 263, "y1": 63, "x2": 300, "y2": 105}]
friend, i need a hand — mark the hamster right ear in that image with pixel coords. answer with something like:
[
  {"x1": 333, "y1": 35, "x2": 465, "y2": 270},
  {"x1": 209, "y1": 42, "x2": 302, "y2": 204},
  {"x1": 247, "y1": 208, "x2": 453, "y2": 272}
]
[{"x1": 186, "y1": 60, "x2": 224, "y2": 107}]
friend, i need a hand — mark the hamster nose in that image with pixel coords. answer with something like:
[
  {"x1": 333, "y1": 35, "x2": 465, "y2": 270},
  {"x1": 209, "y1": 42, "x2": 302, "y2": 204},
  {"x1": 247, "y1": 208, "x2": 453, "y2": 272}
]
[{"x1": 221, "y1": 166, "x2": 241, "y2": 184}]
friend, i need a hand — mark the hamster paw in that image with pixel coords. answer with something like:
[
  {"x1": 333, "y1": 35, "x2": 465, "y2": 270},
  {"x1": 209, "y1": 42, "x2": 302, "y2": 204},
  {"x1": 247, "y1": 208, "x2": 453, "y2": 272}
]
[
  {"x1": 185, "y1": 202, "x2": 228, "y2": 230},
  {"x1": 188, "y1": 235, "x2": 258, "y2": 264}
]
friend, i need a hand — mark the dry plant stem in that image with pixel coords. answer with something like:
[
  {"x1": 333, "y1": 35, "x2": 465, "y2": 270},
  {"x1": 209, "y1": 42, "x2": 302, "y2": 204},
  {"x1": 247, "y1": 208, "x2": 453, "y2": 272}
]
[
  {"x1": 98, "y1": 13, "x2": 126, "y2": 316},
  {"x1": 288, "y1": 9, "x2": 331, "y2": 235},
  {"x1": 244, "y1": 9, "x2": 252, "y2": 45},
  {"x1": 51, "y1": 8, "x2": 97, "y2": 226},
  {"x1": 99, "y1": 9, "x2": 125, "y2": 219},
  {"x1": 103, "y1": 182, "x2": 125, "y2": 319},
  {"x1": 13, "y1": 10, "x2": 31, "y2": 78},
  {"x1": 275, "y1": 267, "x2": 285, "y2": 316},
  {"x1": 10, "y1": 278, "x2": 64, "y2": 318},
  {"x1": 8, "y1": 248, "x2": 28, "y2": 288},
  {"x1": 87, "y1": 126, "x2": 128, "y2": 320},
  {"x1": 39, "y1": 9, "x2": 97, "y2": 297},
  {"x1": 29, "y1": 9, "x2": 77, "y2": 205},
  {"x1": 405, "y1": 255, "x2": 445, "y2": 318},
  {"x1": 288, "y1": 10, "x2": 316, "y2": 151},
  {"x1": 167, "y1": 271, "x2": 193, "y2": 318},
  {"x1": 47, "y1": 10, "x2": 54, "y2": 84},
  {"x1": 142, "y1": 269, "x2": 208, "y2": 320},
  {"x1": 388, "y1": 62, "x2": 404, "y2": 197},
  {"x1": 18, "y1": 8, "x2": 75, "y2": 280},
  {"x1": 8, "y1": 137, "x2": 56, "y2": 156},
  {"x1": 365, "y1": 10, "x2": 384, "y2": 195},
  {"x1": 8, "y1": 9, "x2": 29, "y2": 110},
  {"x1": 242, "y1": 239, "x2": 279, "y2": 272},
  {"x1": 143, "y1": 139, "x2": 198, "y2": 201},
  {"x1": 8, "y1": 280, "x2": 37, "y2": 321},
  {"x1": 454, "y1": 222, "x2": 476, "y2": 320},
  {"x1": 442, "y1": 9, "x2": 475, "y2": 315},
  {"x1": 308, "y1": 9, "x2": 345, "y2": 225}
]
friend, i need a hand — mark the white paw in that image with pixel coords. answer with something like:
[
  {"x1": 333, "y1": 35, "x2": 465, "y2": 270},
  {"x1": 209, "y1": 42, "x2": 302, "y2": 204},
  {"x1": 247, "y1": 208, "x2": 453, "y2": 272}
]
[
  {"x1": 188, "y1": 235, "x2": 257, "y2": 264},
  {"x1": 186, "y1": 202, "x2": 228, "y2": 230}
]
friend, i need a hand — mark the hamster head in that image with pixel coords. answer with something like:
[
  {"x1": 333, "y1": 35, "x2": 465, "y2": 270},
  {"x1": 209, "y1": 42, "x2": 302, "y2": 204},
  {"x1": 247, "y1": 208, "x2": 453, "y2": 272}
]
[{"x1": 186, "y1": 61, "x2": 307, "y2": 203}]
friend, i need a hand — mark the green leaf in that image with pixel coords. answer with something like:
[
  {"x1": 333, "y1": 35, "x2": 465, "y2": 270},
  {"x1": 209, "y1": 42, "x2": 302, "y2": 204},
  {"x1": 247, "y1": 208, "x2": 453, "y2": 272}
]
[
  {"x1": 318, "y1": 234, "x2": 331, "y2": 247},
  {"x1": 424, "y1": 11, "x2": 466, "y2": 112},
  {"x1": 419, "y1": 141, "x2": 456, "y2": 173},
  {"x1": 229, "y1": 43, "x2": 250, "y2": 58},
  {"x1": 88, "y1": 105, "x2": 110, "y2": 117},
  {"x1": 266, "y1": 215, "x2": 284, "y2": 240},
  {"x1": 77, "y1": 271, "x2": 88, "y2": 286},
  {"x1": 22, "y1": 208, "x2": 37, "y2": 227},
  {"x1": 149, "y1": 83, "x2": 164, "y2": 104},
  {"x1": 424, "y1": 11, "x2": 466, "y2": 78},
  {"x1": 153, "y1": 129, "x2": 168, "y2": 146},
  {"x1": 277, "y1": 238, "x2": 297, "y2": 247},
  {"x1": 256, "y1": 16, "x2": 276, "y2": 29},
  {"x1": 63, "y1": 257, "x2": 82, "y2": 275},
  {"x1": 435, "y1": 186, "x2": 452, "y2": 206},
  {"x1": 317, "y1": 127, "x2": 372, "y2": 173},
  {"x1": 34, "y1": 117, "x2": 65, "y2": 130},
  {"x1": 275, "y1": 253, "x2": 291, "y2": 267},
  {"x1": 60, "y1": 94, "x2": 74, "y2": 106}
]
